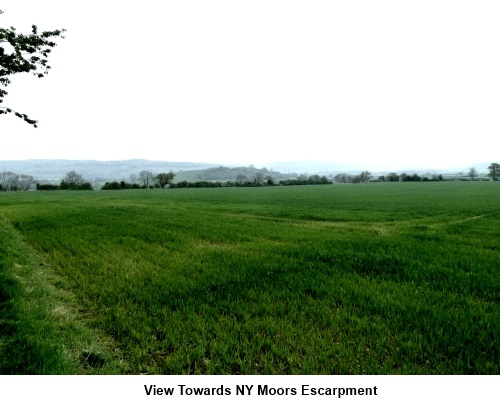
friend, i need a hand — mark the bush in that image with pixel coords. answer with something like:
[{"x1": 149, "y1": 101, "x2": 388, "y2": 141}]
[
  {"x1": 101, "y1": 181, "x2": 140, "y2": 190},
  {"x1": 60, "y1": 181, "x2": 93, "y2": 191},
  {"x1": 36, "y1": 183, "x2": 60, "y2": 191},
  {"x1": 78, "y1": 182, "x2": 93, "y2": 190}
]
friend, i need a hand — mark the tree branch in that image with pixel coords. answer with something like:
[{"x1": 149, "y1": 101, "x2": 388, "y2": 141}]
[
  {"x1": 0, "y1": 11, "x2": 64, "y2": 127},
  {"x1": 0, "y1": 105, "x2": 38, "y2": 127}
]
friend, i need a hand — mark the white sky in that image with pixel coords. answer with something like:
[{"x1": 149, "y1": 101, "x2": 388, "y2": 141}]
[{"x1": 1, "y1": 1, "x2": 499, "y2": 169}]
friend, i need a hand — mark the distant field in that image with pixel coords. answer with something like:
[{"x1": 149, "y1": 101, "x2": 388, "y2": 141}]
[{"x1": 0, "y1": 182, "x2": 499, "y2": 374}]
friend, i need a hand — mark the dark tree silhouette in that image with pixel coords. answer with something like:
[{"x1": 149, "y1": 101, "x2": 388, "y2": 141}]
[
  {"x1": 138, "y1": 170, "x2": 155, "y2": 188},
  {"x1": 487, "y1": 163, "x2": 499, "y2": 181},
  {"x1": 0, "y1": 10, "x2": 65, "y2": 127},
  {"x1": 155, "y1": 171, "x2": 175, "y2": 188},
  {"x1": 468, "y1": 167, "x2": 478, "y2": 181}
]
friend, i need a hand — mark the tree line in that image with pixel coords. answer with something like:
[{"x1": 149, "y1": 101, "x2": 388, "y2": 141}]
[
  {"x1": 170, "y1": 174, "x2": 332, "y2": 189},
  {"x1": 103, "y1": 172, "x2": 331, "y2": 190},
  {"x1": 37, "y1": 170, "x2": 93, "y2": 190},
  {"x1": 377, "y1": 173, "x2": 443, "y2": 182},
  {"x1": 0, "y1": 170, "x2": 93, "y2": 191},
  {"x1": 333, "y1": 171, "x2": 371, "y2": 183},
  {"x1": 0, "y1": 171, "x2": 35, "y2": 191},
  {"x1": 101, "y1": 170, "x2": 175, "y2": 190},
  {"x1": 375, "y1": 164, "x2": 499, "y2": 182},
  {"x1": 2, "y1": 163, "x2": 499, "y2": 192},
  {"x1": 1, "y1": 169, "x2": 176, "y2": 192}
]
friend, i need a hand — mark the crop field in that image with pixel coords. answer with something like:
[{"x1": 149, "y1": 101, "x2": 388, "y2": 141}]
[{"x1": 0, "y1": 182, "x2": 499, "y2": 374}]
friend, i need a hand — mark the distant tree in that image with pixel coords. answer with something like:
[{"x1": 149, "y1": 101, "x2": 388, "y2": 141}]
[
  {"x1": 334, "y1": 173, "x2": 351, "y2": 183},
  {"x1": 308, "y1": 175, "x2": 321, "y2": 184},
  {"x1": 487, "y1": 163, "x2": 499, "y2": 180},
  {"x1": 60, "y1": 170, "x2": 92, "y2": 190},
  {"x1": 0, "y1": 10, "x2": 66, "y2": 127},
  {"x1": 76, "y1": 182, "x2": 92, "y2": 190},
  {"x1": 399, "y1": 173, "x2": 422, "y2": 182},
  {"x1": 155, "y1": 171, "x2": 175, "y2": 188},
  {"x1": 101, "y1": 181, "x2": 121, "y2": 190},
  {"x1": 235, "y1": 174, "x2": 248, "y2": 183},
  {"x1": 351, "y1": 175, "x2": 362, "y2": 183},
  {"x1": 378, "y1": 175, "x2": 386, "y2": 182},
  {"x1": 386, "y1": 173, "x2": 399, "y2": 182},
  {"x1": 253, "y1": 172, "x2": 264, "y2": 184},
  {"x1": 0, "y1": 170, "x2": 19, "y2": 190},
  {"x1": 62, "y1": 170, "x2": 84, "y2": 186},
  {"x1": 138, "y1": 170, "x2": 155, "y2": 188},
  {"x1": 468, "y1": 167, "x2": 478, "y2": 181},
  {"x1": 359, "y1": 171, "x2": 371, "y2": 182},
  {"x1": 265, "y1": 175, "x2": 275, "y2": 185},
  {"x1": 19, "y1": 174, "x2": 35, "y2": 191}
]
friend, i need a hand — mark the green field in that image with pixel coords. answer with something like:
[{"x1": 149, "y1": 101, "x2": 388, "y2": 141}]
[{"x1": 0, "y1": 182, "x2": 499, "y2": 374}]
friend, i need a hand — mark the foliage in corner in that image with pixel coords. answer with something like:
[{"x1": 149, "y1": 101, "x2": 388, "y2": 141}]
[{"x1": 0, "y1": 9, "x2": 65, "y2": 127}]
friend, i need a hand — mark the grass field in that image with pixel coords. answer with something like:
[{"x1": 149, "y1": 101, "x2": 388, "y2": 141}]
[{"x1": 0, "y1": 182, "x2": 499, "y2": 374}]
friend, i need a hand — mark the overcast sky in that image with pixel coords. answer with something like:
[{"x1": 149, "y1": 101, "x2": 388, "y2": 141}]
[{"x1": 1, "y1": 1, "x2": 499, "y2": 169}]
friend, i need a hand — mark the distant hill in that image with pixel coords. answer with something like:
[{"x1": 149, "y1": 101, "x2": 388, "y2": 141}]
[
  {"x1": 0, "y1": 159, "x2": 216, "y2": 182},
  {"x1": 0, "y1": 160, "x2": 297, "y2": 184},
  {"x1": 175, "y1": 165, "x2": 293, "y2": 182}
]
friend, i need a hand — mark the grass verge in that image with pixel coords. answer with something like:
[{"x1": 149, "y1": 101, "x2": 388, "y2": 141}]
[{"x1": 0, "y1": 214, "x2": 125, "y2": 374}]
